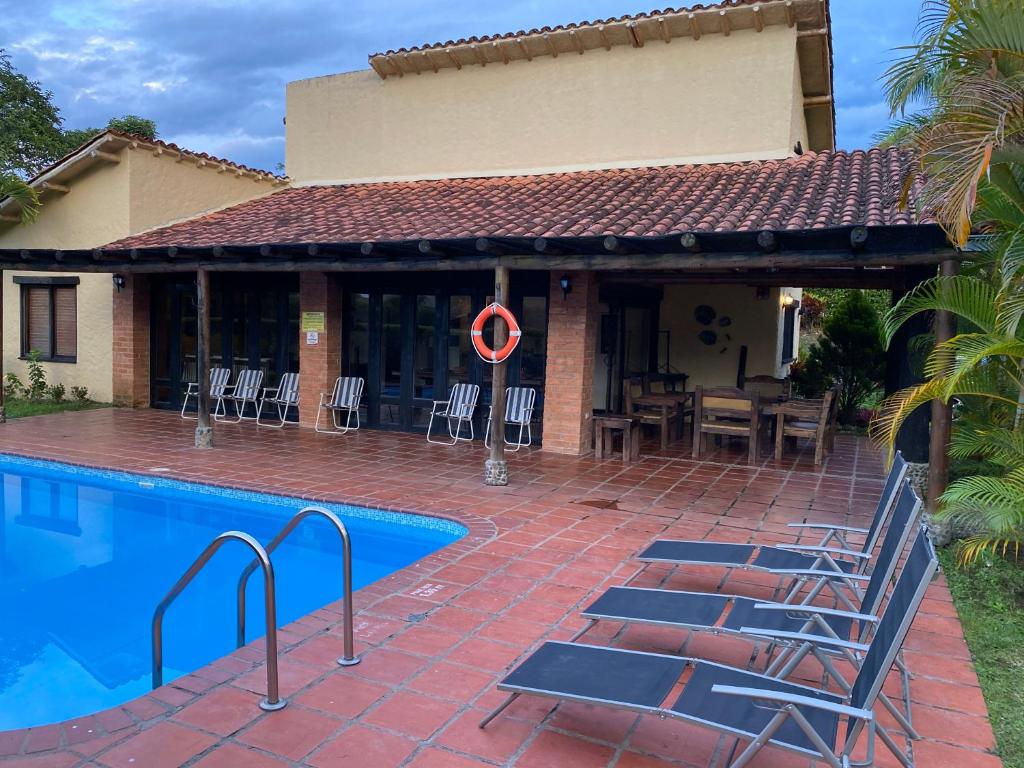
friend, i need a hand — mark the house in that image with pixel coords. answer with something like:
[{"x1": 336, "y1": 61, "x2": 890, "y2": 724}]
[
  {"x1": 0, "y1": 0, "x2": 955, "y2": 462},
  {"x1": 0, "y1": 131, "x2": 285, "y2": 402}
]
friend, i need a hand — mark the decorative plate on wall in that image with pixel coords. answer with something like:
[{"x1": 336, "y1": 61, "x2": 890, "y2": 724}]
[
  {"x1": 698, "y1": 330, "x2": 718, "y2": 346},
  {"x1": 694, "y1": 305, "x2": 716, "y2": 325}
]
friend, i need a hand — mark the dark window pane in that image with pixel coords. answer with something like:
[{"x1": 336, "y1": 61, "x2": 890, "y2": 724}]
[
  {"x1": 414, "y1": 295, "x2": 435, "y2": 399},
  {"x1": 53, "y1": 287, "x2": 77, "y2": 358}
]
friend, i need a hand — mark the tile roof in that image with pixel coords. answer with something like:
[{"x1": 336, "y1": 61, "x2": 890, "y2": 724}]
[
  {"x1": 107, "y1": 149, "x2": 930, "y2": 250},
  {"x1": 373, "y1": 1, "x2": 773, "y2": 57}
]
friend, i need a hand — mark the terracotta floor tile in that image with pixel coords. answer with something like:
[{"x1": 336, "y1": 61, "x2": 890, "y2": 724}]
[
  {"x1": 306, "y1": 725, "x2": 416, "y2": 768},
  {"x1": 236, "y1": 707, "x2": 340, "y2": 761},
  {"x1": 97, "y1": 722, "x2": 217, "y2": 768},
  {"x1": 294, "y1": 675, "x2": 390, "y2": 719},
  {"x1": 515, "y1": 730, "x2": 616, "y2": 767},
  {"x1": 172, "y1": 686, "x2": 264, "y2": 737},
  {"x1": 192, "y1": 742, "x2": 291, "y2": 768},
  {"x1": 363, "y1": 691, "x2": 461, "y2": 739}
]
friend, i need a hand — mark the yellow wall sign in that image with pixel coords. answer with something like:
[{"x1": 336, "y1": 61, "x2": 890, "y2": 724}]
[{"x1": 301, "y1": 311, "x2": 326, "y2": 333}]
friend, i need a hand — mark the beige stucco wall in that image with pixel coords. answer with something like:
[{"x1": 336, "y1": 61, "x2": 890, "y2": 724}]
[
  {"x1": 0, "y1": 149, "x2": 279, "y2": 404},
  {"x1": 0, "y1": 161, "x2": 129, "y2": 402},
  {"x1": 127, "y1": 149, "x2": 280, "y2": 233},
  {"x1": 287, "y1": 25, "x2": 802, "y2": 184},
  {"x1": 789, "y1": 55, "x2": 810, "y2": 151},
  {"x1": 658, "y1": 283, "x2": 799, "y2": 391}
]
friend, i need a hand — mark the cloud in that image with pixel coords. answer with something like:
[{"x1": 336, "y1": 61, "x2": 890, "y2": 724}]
[{"x1": 4, "y1": 0, "x2": 922, "y2": 169}]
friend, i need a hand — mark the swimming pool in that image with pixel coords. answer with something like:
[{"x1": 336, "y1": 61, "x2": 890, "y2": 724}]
[{"x1": 0, "y1": 455, "x2": 466, "y2": 730}]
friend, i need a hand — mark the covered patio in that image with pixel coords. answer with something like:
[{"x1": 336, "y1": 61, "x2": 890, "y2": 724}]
[{"x1": 0, "y1": 409, "x2": 999, "y2": 768}]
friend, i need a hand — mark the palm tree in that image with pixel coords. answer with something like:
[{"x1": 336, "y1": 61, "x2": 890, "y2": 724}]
[
  {"x1": 881, "y1": 0, "x2": 1024, "y2": 245},
  {"x1": 873, "y1": 1, "x2": 1024, "y2": 563},
  {"x1": 0, "y1": 175, "x2": 40, "y2": 223}
]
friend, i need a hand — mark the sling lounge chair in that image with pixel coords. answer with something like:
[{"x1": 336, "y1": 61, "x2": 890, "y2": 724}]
[
  {"x1": 181, "y1": 367, "x2": 231, "y2": 420},
  {"x1": 427, "y1": 383, "x2": 480, "y2": 445},
  {"x1": 480, "y1": 530, "x2": 939, "y2": 768},
  {"x1": 484, "y1": 387, "x2": 536, "y2": 451},
  {"x1": 635, "y1": 452, "x2": 909, "y2": 604},
  {"x1": 575, "y1": 483, "x2": 923, "y2": 736},
  {"x1": 315, "y1": 377, "x2": 364, "y2": 434},
  {"x1": 215, "y1": 369, "x2": 264, "y2": 423},
  {"x1": 256, "y1": 372, "x2": 300, "y2": 428}
]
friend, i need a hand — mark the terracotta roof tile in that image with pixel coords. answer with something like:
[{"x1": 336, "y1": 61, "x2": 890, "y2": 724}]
[{"x1": 107, "y1": 149, "x2": 929, "y2": 250}]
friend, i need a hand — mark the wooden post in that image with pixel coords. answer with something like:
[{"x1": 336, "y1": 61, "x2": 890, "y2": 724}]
[
  {"x1": 886, "y1": 266, "x2": 933, "y2": 462},
  {"x1": 927, "y1": 259, "x2": 958, "y2": 512},
  {"x1": 195, "y1": 268, "x2": 213, "y2": 448},
  {"x1": 485, "y1": 266, "x2": 510, "y2": 486}
]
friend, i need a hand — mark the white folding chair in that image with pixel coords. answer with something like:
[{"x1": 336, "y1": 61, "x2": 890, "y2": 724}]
[
  {"x1": 485, "y1": 387, "x2": 536, "y2": 451},
  {"x1": 256, "y1": 372, "x2": 300, "y2": 428},
  {"x1": 315, "y1": 377, "x2": 365, "y2": 434},
  {"x1": 216, "y1": 369, "x2": 264, "y2": 423},
  {"x1": 181, "y1": 367, "x2": 231, "y2": 420},
  {"x1": 427, "y1": 383, "x2": 480, "y2": 445}
]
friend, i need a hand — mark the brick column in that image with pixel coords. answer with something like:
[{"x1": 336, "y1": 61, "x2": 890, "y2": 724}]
[
  {"x1": 541, "y1": 271, "x2": 599, "y2": 455},
  {"x1": 112, "y1": 274, "x2": 150, "y2": 408},
  {"x1": 298, "y1": 272, "x2": 342, "y2": 429}
]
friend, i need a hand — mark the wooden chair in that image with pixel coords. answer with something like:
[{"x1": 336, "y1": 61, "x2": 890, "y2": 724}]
[
  {"x1": 743, "y1": 374, "x2": 792, "y2": 402},
  {"x1": 692, "y1": 386, "x2": 761, "y2": 464},
  {"x1": 624, "y1": 376, "x2": 683, "y2": 450},
  {"x1": 774, "y1": 388, "x2": 836, "y2": 465}
]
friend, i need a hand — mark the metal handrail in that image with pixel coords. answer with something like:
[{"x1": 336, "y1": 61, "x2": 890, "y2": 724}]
[
  {"x1": 236, "y1": 506, "x2": 360, "y2": 667},
  {"x1": 152, "y1": 531, "x2": 286, "y2": 711}
]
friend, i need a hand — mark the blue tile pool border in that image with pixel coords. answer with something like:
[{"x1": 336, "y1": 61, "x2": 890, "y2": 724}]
[{"x1": 0, "y1": 452, "x2": 469, "y2": 539}]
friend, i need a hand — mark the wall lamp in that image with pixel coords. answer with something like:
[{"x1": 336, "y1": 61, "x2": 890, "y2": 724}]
[
  {"x1": 559, "y1": 274, "x2": 571, "y2": 300},
  {"x1": 112, "y1": 274, "x2": 126, "y2": 292},
  {"x1": 781, "y1": 293, "x2": 798, "y2": 308}
]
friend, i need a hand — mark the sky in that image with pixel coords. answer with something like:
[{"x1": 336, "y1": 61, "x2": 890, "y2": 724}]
[{"x1": 1, "y1": 0, "x2": 923, "y2": 173}]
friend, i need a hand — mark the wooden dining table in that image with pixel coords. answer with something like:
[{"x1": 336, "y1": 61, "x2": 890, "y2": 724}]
[{"x1": 630, "y1": 392, "x2": 693, "y2": 449}]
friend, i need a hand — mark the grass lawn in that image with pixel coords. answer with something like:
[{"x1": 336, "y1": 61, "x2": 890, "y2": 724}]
[
  {"x1": 4, "y1": 398, "x2": 110, "y2": 419},
  {"x1": 940, "y1": 548, "x2": 1024, "y2": 768}
]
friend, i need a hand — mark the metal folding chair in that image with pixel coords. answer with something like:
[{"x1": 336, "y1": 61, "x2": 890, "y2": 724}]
[
  {"x1": 181, "y1": 367, "x2": 230, "y2": 420},
  {"x1": 484, "y1": 387, "x2": 536, "y2": 451},
  {"x1": 216, "y1": 369, "x2": 264, "y2": 423},
  {"x1": 256, "y1": 372, "x2": 300, "y2": 427},
  {"x1": 427, "y1": 383, "x2": 480, "y2": 445},
  {"x1": 315, "y1": 377, "x2": 364, "y2": 434}
]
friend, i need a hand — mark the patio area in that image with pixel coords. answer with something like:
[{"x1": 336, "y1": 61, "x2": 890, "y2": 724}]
[{"x1": 0, "y1": 409, "x2": 1001, "y2": 768}]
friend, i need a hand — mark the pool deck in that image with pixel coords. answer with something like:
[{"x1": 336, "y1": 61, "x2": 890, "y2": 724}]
[{"x1": 0, "y1": 408, "x2": 1002, "y2": 768}]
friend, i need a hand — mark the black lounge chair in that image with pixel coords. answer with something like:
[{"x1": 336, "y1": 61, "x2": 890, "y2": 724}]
[
  {"x1": 636, "y1": 453, "x2": 909, "y2": 606},
  {"x1": 481, "y1": 529, "x2": 939, "y2": 768},
  {"x1": 575, "y1": 482, "x2": 923, "y2": 738}
]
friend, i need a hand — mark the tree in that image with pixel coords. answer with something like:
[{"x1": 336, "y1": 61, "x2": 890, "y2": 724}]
[
  {"x1": 0, "y1": 175, "x2": 40, "y2": 223},
  {"x1": 800, "y1": 292, "x2": 886, "y2": 424},
  {"x1": 0, "y1": 50, "x2": 65, "y2": 177},
  {"x1": 106, "y1": 115, "x2": 157, "y2": 140},
  {"x1": 880, "y1": 0, "x2": 1024, "y2": 246},
  {"x1": 874, "y1": 0, "x2": 1024, "y2": 564}
]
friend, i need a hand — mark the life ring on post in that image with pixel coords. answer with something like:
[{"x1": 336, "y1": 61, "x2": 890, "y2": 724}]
[{"x1": 471, "y1": 303, "x2": 522, "y2": 364}]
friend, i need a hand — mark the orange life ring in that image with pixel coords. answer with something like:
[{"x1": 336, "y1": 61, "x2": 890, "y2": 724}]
[{"x1": 471, "y1": 303, "x2": 522, "y2": 364}]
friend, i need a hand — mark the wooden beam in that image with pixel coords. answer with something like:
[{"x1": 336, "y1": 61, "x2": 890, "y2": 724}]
[
  {"x1": 494, "y1": 41, "x2": 510, "y2": 65},
  {"x1": 752, "y1": 5, "x2": 764, "y2": 32},
  {"x1": 195, "y1": 267, "x2": 213, "y2": 448},
  {"x1": 89, "y1": 149, "x2": 121, "y2": 163},
  {"x1": 680, "y1": 232, "x2": 700, "y2": 252},
  {"x1": 469, "y1": 44, "x2": 487, "y2": 67},
  {"x1": 485, "y1": 265, "x2": 511, "y2": 486},
  {"x1": 568, "y1": 30, "x2": 585, "y2": 54},
  {"x1": 803, "y1": 94, "x2": 833, "y2": 106},
  {"x1": 657, "y1": 18, "x2": 672, "y2": 43},
  {"x1": 446, "y1": 48, "x2": 463, "y2": 69},
  {"x1": 516, "y1": 39, "x2": 533, "y2": 61},
  {"x1": 628, "y1": 22, "x2": 644, "y2": 48},
  {"x1": 597, "y1": 25, "x2": 612, "y2": 50},
  {"x1": 798, "y1": 28, "x2": 828, "y2": 38},
  {"x1": 756, "y1": 230, "x2": 777, "y2": 252},
  {"x1": 719, "y1": 10, "x2": 731, "y2": 36},
  {"x1": 542, "y1": 33, "x2": 559, "y2": 58},
  {"x1": 688, "y1": 13, "x2": 702, "y2": 40},
  {"x1": 386, "y1": 54, "x2": 404, "y2": 77},
  {"x1": 41, "y1": 182, "x2": 69, "y2": 194},
  {"x1": 784, "y1": 0, "x2": 796, "y2": 27},
  {"x1": 423, "y1": 51, "x2": 439, "y2": 73},
  {"x1": 928, "y1": 259, "x2": 959, "y2": 511},
  {"x1": 402, "y1": 52, "x2": 421, "y2": 74}
]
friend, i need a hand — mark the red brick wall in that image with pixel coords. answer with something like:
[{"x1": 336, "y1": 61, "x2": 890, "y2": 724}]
[
  {"x1": 541, "y1": 271, "x2": 598, "y2": 455},
  {"x1": 298, "y1": 272, "x2": 342, "y2": 429},
  {"x1": 111, "y1": 274, "x2": 150, "y2": 408}
]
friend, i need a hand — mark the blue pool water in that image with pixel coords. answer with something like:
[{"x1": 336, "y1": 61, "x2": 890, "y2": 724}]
[{"x1": 0, "y1": 455, "x2": 465, "y2": 730}]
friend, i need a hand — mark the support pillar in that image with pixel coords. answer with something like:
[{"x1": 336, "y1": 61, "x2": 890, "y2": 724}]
[
  {"x1": 298, "y1": 273, "x2": 342, "y2": 429},
  {"x1": 927, "y1": 259, "x2": 958, "y2": 512},
  {"x1": 541, "y1": 271, "x2": 599, "y2": 455},
  {"x1": 485, "y1": 266, "x2": 510, "y2": 486},
  {"x1": 195, "y1": 269, "x2": 213, "y2": 448},
  {"x1": 886, "y1": 266, "x2": 936, "y2": 464},
  {"x1": 112, "y1": 274, "x2": 151, "y2": 408}
]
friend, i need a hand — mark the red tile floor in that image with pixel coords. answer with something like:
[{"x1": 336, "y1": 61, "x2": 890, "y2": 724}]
[{"x1": 0, "y1": 409, "x2": 1002, "y2": 768}]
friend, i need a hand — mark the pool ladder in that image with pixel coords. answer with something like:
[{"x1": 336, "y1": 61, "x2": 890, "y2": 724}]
[{"x1": 151, "y1": 506, "x2": 360, "y2": 712}]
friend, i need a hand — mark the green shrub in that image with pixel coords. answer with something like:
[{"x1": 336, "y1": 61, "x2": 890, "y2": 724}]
[
  {"x1": 71, "y1": 386, "x2": 88, "y2": 401},
  {"x1": 25, "y1": 350, "x2": 47, "y2": 400},
  {"x1": 3, "y1": 373, "x2": 23, "y2": 398},
  {"x1": 48, "y1": 383, "x2": 65, "y2": 402},
  {"x1": 796, "y1": 291, "x2": 885, "y2": 424}
]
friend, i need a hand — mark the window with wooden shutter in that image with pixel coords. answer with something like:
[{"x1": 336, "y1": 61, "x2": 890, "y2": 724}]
[
  {"x1": 24, "y1": 287, "x2": 52, "y2": 358},
  {"x1": 17, "y1": 278, "x2": 79, "y2": 362},
  {"x1": 53, "y1": 287, "x2": 77, "y2": 358}
]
